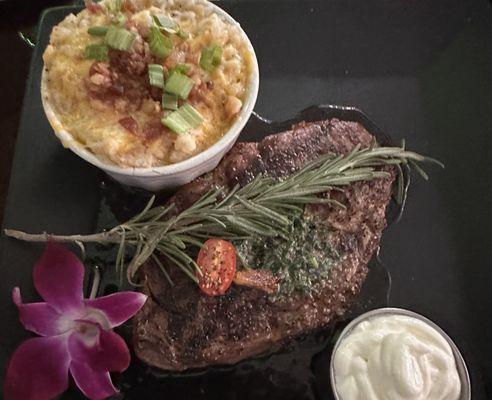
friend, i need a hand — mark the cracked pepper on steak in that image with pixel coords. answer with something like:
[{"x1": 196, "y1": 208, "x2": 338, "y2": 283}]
[{"x1": 133, "y1": 118, "x2": 396, "y2": 371}]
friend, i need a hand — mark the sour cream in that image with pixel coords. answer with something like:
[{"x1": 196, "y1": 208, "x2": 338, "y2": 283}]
[{"x1": 332, "y1": 314, "x2": 461, "y2": 400}]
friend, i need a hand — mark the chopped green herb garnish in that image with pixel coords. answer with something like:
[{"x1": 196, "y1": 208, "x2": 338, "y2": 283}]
[
  {"x1": 179, "y1": 103, "x2": 204, "y2": 127},
  {"x1": 236, "y1": 217, "x2": 339, "y2": 296},
  {"x1": 165, "y1": 70, "x2": 194, "y2": 99},
  {"x1": 114, "y1": 13, "x2": 127, "y2": 26},
  {"x1": 162, "y1": 111, "x2": 189, "y2": 135},
  {"x1": 200, "y1": 44, "x2": 222, "y2": 72},
  {"x1": 177, "y1": 29, "x2": 189, "y2": 40},
  {"x1": 162, "y1": 103, "x2": 203, "y2": 134},
  {"x1": 153, "y1": 13, "x2": 189, "y2": 39},
  {"x1": 148, "y1": 27, "x2": 173, "y2": 59},
  {"x1": 153, "y1": 14, "x2": 178, "y2": 33},
  {"x1": 162, "y1": 93, "x2": 179, "y2": 110},
  {"x1": 108, "y1": 0, "x2": 123, "y2": 13},
  {"x1": 172, "y1": 63, "x2": 191, "y2": 75},
  {"x1": 85, "y1": 44, "x2": 109, "y2": 61},
  {"x1": 87, "y1": 26, "x2": 109, "y2": 36},
  {"x1": 105, "y1": 26, "x2": 136, "y2": 51},
  {"x1": 148, "y1": 64, "x2": 165, "y2": 88}
]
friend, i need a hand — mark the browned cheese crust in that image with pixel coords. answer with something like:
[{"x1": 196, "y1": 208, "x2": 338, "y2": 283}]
[{"x1": 133, "y1": 118, "x2": 395, "y2": 371}]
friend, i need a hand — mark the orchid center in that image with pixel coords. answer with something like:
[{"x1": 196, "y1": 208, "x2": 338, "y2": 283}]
[{"x1": 83, "y1": 307, "x2": 112, "y2": 330}]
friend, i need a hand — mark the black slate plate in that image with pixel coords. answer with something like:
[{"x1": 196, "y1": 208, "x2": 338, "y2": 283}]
[{"x1": 1, "y1": 1, "x2": 492, "y2": 399}]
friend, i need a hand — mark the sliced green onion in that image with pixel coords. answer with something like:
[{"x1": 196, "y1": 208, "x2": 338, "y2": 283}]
[
  {"x1": 162, "y1": 111, "x2": 189, "y2": 135},
  {"x1": 177, "y1": 29, "x2": 189, "y2": 40},
  {"x1": 163, "y1": 67, "x2": 170, "y2": 81},
  {"x1": 162, "y1": 103, "x2": 203, "y2": 134},
  {"x1": 87, "y1": 26, "x2": 109, "y2": 36},
  {"x1": 179, "y1": 103, "x2": 204, "y2": 127},
  {"x1": 200, "y1": 44, "x2": 222, "y2": 72},
  {"x1": 153, "y1": 13, "x2": 189, "y2": 39},
  {"x1": 172, "y1": 63, "x2": 191, "y2": 75},
  {"x1": 108, "y1": 0, "x2": 123, "y2": 13},
  {"x1": 165, "y1": 71, "x2": 194, "y2": 99},
  {"x1": 105, "y1": 26, "x2": 136, "y2": 51},
  {"x1": 148, "y1": 64, "x2": 165, "y2": 88},
  {"x1": 114, "y1": 13, "x2": 127, "y2": 26},
  {"x1": 148, "y1": 26, "x2": 173, "y2": 59},
  {"x1": 85, "y1": 44, "x2": 109, "y2": 61},
  {"x1": 153, "y1": 14, "x2": 178, "y2": 33},
  {"x1": 162, "y1": 93, "x2": 178, "y2": 110}
]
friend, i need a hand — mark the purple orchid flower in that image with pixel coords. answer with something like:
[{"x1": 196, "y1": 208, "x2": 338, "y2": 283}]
[{"x1": 4, "y1": 243, "x2": 147, "y2": 400}]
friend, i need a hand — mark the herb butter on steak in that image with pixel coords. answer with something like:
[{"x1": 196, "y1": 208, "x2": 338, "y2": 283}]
[{"x1": 133, "y1": 118, "x2": 396, "y2": 371}]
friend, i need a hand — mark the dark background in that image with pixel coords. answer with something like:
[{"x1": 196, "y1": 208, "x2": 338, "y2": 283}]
[
  {"x1": 1, "y1": 0, "x2": 492, "y2": 399},
  {"x1": 0, "y1": 0, "x2": 70, "y2": 226}
]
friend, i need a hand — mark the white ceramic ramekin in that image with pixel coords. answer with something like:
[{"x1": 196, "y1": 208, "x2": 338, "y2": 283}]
[
  {"x1": 330, "y1": 307, "x2": 471, "y2": 400},
  {"x1": 41, "y1": 0, "x2": 259, "y2": 192}
]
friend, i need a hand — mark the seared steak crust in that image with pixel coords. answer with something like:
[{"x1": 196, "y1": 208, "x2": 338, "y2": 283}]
[{"x1": 133, "y1": 119, "x2": 395, "y2": 371}]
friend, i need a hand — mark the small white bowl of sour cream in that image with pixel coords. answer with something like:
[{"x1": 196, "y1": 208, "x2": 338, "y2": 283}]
[{"x1": 330, "y1": 308, "x2": 470, "y2": 400}]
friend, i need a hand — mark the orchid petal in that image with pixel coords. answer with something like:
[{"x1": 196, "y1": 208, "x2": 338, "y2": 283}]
[
  {"x1": 70, "y1": 361, "x2": 119, "y2": 400},
  {"x1": 12, "y1": 287, "x2": 64, "y2": 336},
  {"x1": 33, "y1": 242, "x2": 85, "y2": 313},
  {"x1": 85, "y1": 291, "x2": 147, "y2": 328},
  {"x1": 68, "y1": 326, "x2": 131, "y2": 372},
  {"x1": 4, "y1": 335, "x2": 70, "y2": 400}
]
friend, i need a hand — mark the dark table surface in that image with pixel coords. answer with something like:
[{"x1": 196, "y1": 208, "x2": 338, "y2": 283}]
[
  {"x1": 0, "y1": 0, "x2": 72, "y2": 226},
  {"x1": 1, "y1": 1, "x2": 492, "y2": 399}
]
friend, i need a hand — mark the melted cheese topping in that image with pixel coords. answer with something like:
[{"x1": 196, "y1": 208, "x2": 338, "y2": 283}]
[{"x1": 42, "y1": 0, "x2": 254, "y2": 168}]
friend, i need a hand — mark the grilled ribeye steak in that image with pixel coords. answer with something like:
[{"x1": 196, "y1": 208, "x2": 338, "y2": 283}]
[{"x1": 133, "y1": 118, "x2": 396, "y2": 371}]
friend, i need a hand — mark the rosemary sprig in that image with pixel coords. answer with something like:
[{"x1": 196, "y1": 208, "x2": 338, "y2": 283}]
[{"x1": 4, "y1": 144, "x2": 442, "y2": 285}]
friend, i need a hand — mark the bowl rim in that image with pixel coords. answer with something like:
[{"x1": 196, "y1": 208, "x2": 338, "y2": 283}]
[
  {"x1": 329, "y1": 307, "x2": 471, "y2": 400},
  {"x1": 41, "y1": 0, "x2": 260, "y2": 178}
]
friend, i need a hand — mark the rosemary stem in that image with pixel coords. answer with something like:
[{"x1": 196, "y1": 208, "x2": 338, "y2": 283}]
[
  {"x1": 2, "y1": 144, "x2": 442, "y2": 287},
  {"x1": 3, "y1": 229, "x2": 120, "y2": 244}
]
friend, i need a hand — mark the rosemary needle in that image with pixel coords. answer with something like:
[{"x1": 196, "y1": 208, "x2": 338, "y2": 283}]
[{"x1": 4, "y1": 144, "x2": 442, "y2": 285}]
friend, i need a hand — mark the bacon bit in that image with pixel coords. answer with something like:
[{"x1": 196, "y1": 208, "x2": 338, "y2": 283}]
[
  {"x1": 124, "y1": 19, "x2": 138, "y2": 32},
  {"x1": 233, "y1": 269, "x2": 280, "y2": 294},
  {"x1": 125, "y1": 19, "x2": 151, "y2": 39},
  {"x1": 87, "y1": 62, "x2": 121, "y2": 91},
  {"x1": 142, "y1": 120, "x2": 166, "y2": 141},
  {"x1": 119, "y1": 117, "x2": 139, "y2": 135},
  {"x1": 122, "y1": 84, "x2": 145, "y2": 110},
  {"x1": 85, "y1": 0, "x2": 104, "y2": 14},
  {"x1": 82, "y1": 28, "x2": 163, "y2": 114},
  {"x1": 185, "y1": 51, "x2": 200, "y2": 65},
  {"x1": 114, "y1": 98, "x2": 129, "y2": 113},
  {"x1": 122, "y1": 0, "x2": 137, "y2": 13},
  {"x1": 89, "y1": 62, "x2": 112, "y2": 79},
  {"x1": 86, "y1": 60, "x2": 149, "y2": 113},
  {"x1": 164, "y1": 50, "x2": 188, "y2": 70},
  {"x1": 177, "y1": 42, "x2": 190, "y2": 52},
  {"x1": 188, "y1": 82, "x2": 213, "y2": 106},
  {"x1": 86, "y1": 62, "x2": 124, "y2": 99},
  {"x1": 118, "y1": 117, "x2": 165, "y2": 141},
  {"x1": 149, "y1": 86, "x2": 163, "y2": 102},
  {"x1": 110, "y1": 39, "x2": 152, "y2": 77}
]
